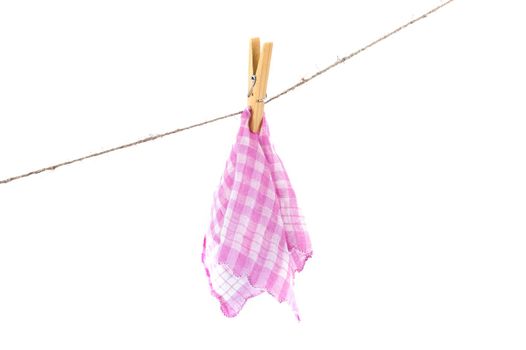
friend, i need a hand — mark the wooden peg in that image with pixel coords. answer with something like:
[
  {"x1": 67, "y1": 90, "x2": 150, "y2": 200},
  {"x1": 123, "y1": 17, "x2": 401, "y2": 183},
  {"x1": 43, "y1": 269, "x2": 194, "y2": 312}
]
[{"x1": 248, "y1": 37, "x2": 273, "y2": 133}]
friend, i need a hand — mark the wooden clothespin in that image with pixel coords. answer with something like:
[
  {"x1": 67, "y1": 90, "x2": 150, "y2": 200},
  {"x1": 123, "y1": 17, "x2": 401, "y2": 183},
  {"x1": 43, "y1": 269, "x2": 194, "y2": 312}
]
[{"x1": 248, "y1": 38, "x2": 273, "y2": 133}]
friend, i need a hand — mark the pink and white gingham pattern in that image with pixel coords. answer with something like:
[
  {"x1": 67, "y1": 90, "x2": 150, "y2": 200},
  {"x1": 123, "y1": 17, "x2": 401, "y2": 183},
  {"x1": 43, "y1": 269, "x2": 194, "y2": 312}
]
[{"x1": 202, "y1": 107, "x2": 312, "y2": 320}]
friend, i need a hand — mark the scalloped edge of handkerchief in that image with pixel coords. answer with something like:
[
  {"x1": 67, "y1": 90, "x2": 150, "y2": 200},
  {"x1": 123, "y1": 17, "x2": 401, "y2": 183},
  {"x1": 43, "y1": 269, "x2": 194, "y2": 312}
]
[{"x1": 202, "y1": 237, "x2": 313, "y2": 321}]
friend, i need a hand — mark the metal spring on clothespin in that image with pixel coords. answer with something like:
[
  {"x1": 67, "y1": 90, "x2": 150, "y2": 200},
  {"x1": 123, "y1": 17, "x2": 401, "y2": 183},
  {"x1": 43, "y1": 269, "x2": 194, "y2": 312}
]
[{"x1": 248, "y1": 75, "x2": 256, "y2": 98}]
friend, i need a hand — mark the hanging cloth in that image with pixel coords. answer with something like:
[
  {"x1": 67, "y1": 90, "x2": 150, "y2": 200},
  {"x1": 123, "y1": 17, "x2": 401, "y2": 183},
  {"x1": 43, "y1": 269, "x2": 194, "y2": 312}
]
[{"x1": 202, "y1": 107, "x2": 312, "y2": 320}]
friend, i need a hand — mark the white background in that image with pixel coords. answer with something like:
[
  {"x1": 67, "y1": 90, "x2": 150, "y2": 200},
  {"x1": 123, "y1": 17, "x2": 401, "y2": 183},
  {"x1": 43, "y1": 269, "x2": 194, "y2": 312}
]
[{"x1": 1, "y1": 0, "x2": 525, "y2": 349}]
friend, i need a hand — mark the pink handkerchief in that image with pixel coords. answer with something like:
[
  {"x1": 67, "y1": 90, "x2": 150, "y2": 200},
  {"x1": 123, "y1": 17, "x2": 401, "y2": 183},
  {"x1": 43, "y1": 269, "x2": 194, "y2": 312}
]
[{"x1": 202, "y1": 107, "x2": 312, "y2": 320}]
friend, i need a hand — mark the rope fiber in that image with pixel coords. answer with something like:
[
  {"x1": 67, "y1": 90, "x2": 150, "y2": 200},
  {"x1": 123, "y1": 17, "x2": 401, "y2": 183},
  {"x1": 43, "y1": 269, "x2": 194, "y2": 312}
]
[{"x1": 0, "y1": 0, "x2": 455, "y2": 185}]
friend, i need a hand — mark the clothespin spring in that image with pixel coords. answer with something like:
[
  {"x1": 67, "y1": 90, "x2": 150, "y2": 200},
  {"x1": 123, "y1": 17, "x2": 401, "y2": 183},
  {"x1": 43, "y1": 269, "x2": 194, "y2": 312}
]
[
  {"x1": 248, "y1": 75, "x2": 266, "y2": 103},
  {"x1": 247, "y1": 75, "x2": 257, "y2": 97}
]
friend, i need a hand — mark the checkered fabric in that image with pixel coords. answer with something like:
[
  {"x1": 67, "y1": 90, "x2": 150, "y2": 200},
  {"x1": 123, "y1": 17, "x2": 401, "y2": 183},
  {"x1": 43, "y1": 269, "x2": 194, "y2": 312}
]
[{"x1": 202, "y1": 107, "x2": 312, "y2": 320}]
